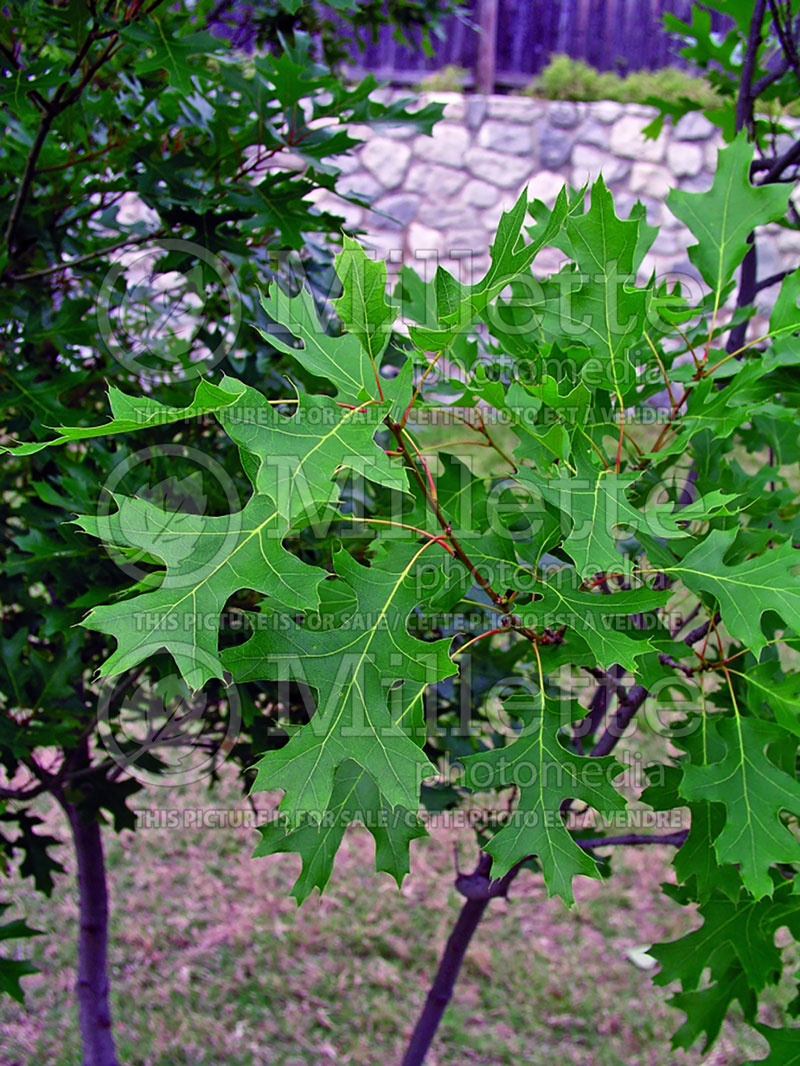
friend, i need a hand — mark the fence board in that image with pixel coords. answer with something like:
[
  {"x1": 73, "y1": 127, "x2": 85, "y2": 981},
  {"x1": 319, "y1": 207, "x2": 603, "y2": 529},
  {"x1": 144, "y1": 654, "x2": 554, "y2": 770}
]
[{"x1": 346, "y1": 0, "x2": 729, "y2": 89}]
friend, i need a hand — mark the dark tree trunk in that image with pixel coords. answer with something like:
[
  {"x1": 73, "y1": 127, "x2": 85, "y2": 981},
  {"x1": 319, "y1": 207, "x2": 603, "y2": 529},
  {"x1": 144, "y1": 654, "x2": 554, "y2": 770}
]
[
  {"x1": 401, "y1": 894, "x2": 490, "y2": 1066},
  {"x1": 57, "y1": 739, "x2": 120, "y2": 1066},
  {"x1": 66, "y1": 802, "x2": 119, "y2": 1066}
]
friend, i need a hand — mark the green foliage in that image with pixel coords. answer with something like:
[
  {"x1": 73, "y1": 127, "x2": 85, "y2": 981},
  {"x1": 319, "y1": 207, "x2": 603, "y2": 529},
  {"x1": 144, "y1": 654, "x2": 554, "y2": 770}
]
[
  {"x1": 0, "y1": 0, "x2": 445, "y2": 1019},
  {"x1": 462, "y1": 690, "x2": 627, "y2": 902},
  {"x1": 5, "y1": 2, "x2": 800, "y2": 1059},
  {"x1": 522, "y1": 53, "x2": 721, "y2": 108},
  {"x1": 15, "y1": 121, "x2": 800, "y2": 1053},
  {"x1": 667, "y1": 135, "x2": 790, "y2": 295},
  {"x1": 647, "y1": 0, "x2": 800, "y2": 138},
  {"x1": 0, "y1": 903, "x2": 40, "y2": 1003},
  {"x1": 211, "y1": 0, "x2": 461, "y2": 66},
  {"x1": 416, "y1": 64, "x2": 469, "y2": 92}
]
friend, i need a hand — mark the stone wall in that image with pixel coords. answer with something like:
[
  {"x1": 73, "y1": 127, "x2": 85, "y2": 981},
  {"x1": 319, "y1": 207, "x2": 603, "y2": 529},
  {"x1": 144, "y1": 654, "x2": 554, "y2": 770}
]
[{"x1": 309, "y1": 92, "x2": 799, "y2": 295}]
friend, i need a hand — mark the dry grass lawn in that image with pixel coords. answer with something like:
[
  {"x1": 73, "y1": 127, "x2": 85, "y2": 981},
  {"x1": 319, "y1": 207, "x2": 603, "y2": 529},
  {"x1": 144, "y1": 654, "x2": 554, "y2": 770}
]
[{"x1": 0, "y1": 770, "x2": 789, "y2": 1066}]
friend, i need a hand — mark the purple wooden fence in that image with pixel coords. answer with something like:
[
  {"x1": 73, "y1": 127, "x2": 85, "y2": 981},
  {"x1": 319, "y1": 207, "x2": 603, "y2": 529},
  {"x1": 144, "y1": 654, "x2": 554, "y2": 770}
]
[{"x1": 345, "y1": 0, "x2": 729, "y2": 88}]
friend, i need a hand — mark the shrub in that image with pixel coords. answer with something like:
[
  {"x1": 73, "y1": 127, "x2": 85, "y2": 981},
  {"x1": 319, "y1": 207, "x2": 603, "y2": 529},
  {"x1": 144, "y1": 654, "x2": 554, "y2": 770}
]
[
  {"x1": 417, "y1": 63, "x2": 470, "y2": 91},
  {"x1": 523, "y1": 53, "x2": 721, "y2": 108}
]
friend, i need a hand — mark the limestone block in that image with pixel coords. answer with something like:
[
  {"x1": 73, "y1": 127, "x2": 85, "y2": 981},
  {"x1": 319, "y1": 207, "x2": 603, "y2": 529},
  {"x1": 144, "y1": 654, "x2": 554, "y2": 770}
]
[
  {"x1": 381, "y1": 124, "x2": 420, "y2": 142},
  {"x1": 363, "y1": 232, "x2": 404, "y2": 259},
  {"x1": 464, "y1": 147, "x2": 533, "y2": 187},
  {"x1": 630, "y1": 162, "x2": 673, "y2": 199},
  {"x1": 679, "y1": 173, "x2": 713, "y2": 193},
  {"x1": 486, "y1": 96, "x2": 540, "y2": 121},
  {"x1": 666, "y1": 141, "x2": 704, "y2": 178},
  {"x1": 776, "y1": 227, "x2": 800, "y2": 254},
  {"x1": 463, "y1": 179, "x2": 500, "y2": 207},
  {"x1": 407, "y1": 222, "x2": 447, "y2": 258},
  {"x1": 413, "y1": 123, "x2": 471, "y2": 165},
  {"x1": 576, "y1": 121, "x2": 610, "y2": 149},
  {"x1": 673, "y1": 111, "x2": 715, "y2": 140},
  {"x1": 481, "y1": 194, "x2": 523, "y2": 232},
  {"x1": 705, "y1": 140, "x2": 721, "y2": 171},
  {"x1": 337, "y1": 172, "x2": 382, "y2": 201},
  {"x1": 310, "y1": 193, "x2": 363, "y2": 230},
  {"x1": 571, "y1": 145, "x2": 630, "y2": 185},
  {"x1": 424, "y1": 92, "x2": 466, "y2": 121},
  {"x1": 443, "y1": 229, "x2": 490, "y2": 257},
  {"x1": 477, "y1": 120, "x2": 533, "y2": 155},
  {"x1": 531, "y1": 246, "x2": 569, "y2": 279},
  {"x1": 348, "y1": 124, "x2": 373, "y2": 142},
  {"x1": 610, "y1": 115, "x2": 667, "y2": 161},
  {"x1": 417, "y1": 201, "x2": 478, "y2": 229},
  {"x1": 332, "y1": 152, "x2": 362, "y2": 176},
  {"x1": 548, "y1": 101, "x2": 580, "y2": 128},
  {"x1": 651, "y1": 229, "x2": 689, "y2": 256},
  {"x1": 589, "y1": 101, "x2": 624, "y2": 124},
  {"x1": 361, "y1": 137, "x2": 412, "y2": 190},
  {"x1": 372, "y1": 193, "x2": 420, "y2": 230},
  {"x1": 405, "y1": 162, "x2": 466, "y2": 199},
  {"x1": 527, "y1": 169, "x2": 566, "y2": 207},
  {"x1": 465, "y1": 96, "x2": 487, "y2": 130},
  {"x1": 538, "y1": 124, "x2": 573, "y2": 168},
  {"x1": 625, "y1": 104, "x2": 659, "y2": 119}
]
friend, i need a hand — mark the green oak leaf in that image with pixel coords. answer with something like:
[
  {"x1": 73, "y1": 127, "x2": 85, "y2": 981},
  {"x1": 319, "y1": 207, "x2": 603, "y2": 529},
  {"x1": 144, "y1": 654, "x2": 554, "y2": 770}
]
[
  {"x1": 258, "y1": 283, "x2": 375, "y2": 402},
  {"x1": 656, "y1": 362, "x2": 775, "y2": 451},
  {"x1": 740, "y1": 661, "x2": 800, "y2": 736},
  {"x1": 515, "y1": 570, "x2": 670, "y2": 671},
  {"x1": 666, "y1": 133, "x2": 790, "y2": 296},
  {"x1": 653, "y1": 884, "x2": 800, "y2": 993},
  {"x1": 0, "y1": 954, "x2": 38, "y2": 1004},
  {"x1": 401, "y1": 452, "x2": 519, "y2": 580},
  {"x1": 216, "y1": 380, "x2": 407, "y2": 520},
  {"x1": 409, "y1": 186, "x2": 573, "y2": 351},
  {"x1": 253, "y1": 756, "x2": 426, "y2": 904},
  {"x1": 76, "y1": 492, "x2": 325, "y2": 689},
  {"x1": 765, "y1": 267, "x2": 800, "y2": 369},
  {"x1": 669, "y1": 967, "x2": 756, "y2": 1053},
  {"x1": 222, "y1": 541, "x2": 455, "y2": 815},
  {"x1": 675, "y1": 803, "x2": 741, "y2": 901},
  {"x1": 433, "y1": 264, "x2": 463, "y2": 319},
  {"x1": 516, "y1": 463, "x2": 642, "y2": 577},
  {"x1": 0, "y1": 906, "x2": 41, "y2": 1004},
  {"x1": 333, "y1": 235, "x2": 397, "y2": 367},
  {"x1": 1, "y1": 378, "x2": 247, "y2": 455},
  {"x1": 680, "y1": 716, "x2": 800, "y2": 898},
  {"x1": 516, "y1": 459, "x2": 737, "y2": 578},
  {"x1": 461, "y1": 692, "x2": 626, "y2": 902},
  {"x1": 535, "y1": 178, "x2": 651, "y2": 400},
  {"x1": 251, "y1": 676, "x2": 428, "y2": 903},
  {"x1": 124, "y1": 20, "x2": 222, "y2": 92},
  {"x1": 2, "y1": 373, "x2": 407, "y2": 524},
  {"x1": 666, "y1": 528, "x2": 800, "y2": 654},
  {"x1": 643, "y1": 735, "x2": 741, "y2": 901},
  {"x1": 743, "y1": 1024, "x2": 800, "y2": 1065}
]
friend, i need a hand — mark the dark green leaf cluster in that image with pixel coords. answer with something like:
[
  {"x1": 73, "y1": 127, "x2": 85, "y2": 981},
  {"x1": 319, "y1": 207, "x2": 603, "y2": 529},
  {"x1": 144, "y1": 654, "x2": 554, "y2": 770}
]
[
  {"x1": 0, "y1": 0, "x2": 444, "y2": 1009},
  {"x1": 14, "y1": 128, "x2": 800, "y2": 1050}
]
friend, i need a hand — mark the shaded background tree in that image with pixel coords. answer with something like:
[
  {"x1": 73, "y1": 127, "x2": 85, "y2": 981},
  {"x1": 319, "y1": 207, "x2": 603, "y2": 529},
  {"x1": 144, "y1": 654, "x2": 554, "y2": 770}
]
[{"x1": 0, "y1": 2, "x2": 446, "y2": 1062}]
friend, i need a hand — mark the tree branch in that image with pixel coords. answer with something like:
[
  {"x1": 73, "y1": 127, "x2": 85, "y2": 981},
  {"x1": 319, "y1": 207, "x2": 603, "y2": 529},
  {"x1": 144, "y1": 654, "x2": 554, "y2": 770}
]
[
  {"x1": 761, "y1": 136, "x2": 800, "y2": 184},
  {"x1": 400, "y1": 830, "x2": 687, "y2": 1065},
  {"x1": 768, "y1": 0, "x2": 800, "y2": 83},
  {"x1": 754, "y1": 268, "x2": 791, "y2": 293},
  {"x1": 736, "y1": 0, "x2": 768, "y2": 134},
  {"x1": 7, "y1": 229, "x2": 168, "y2": 282}
]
